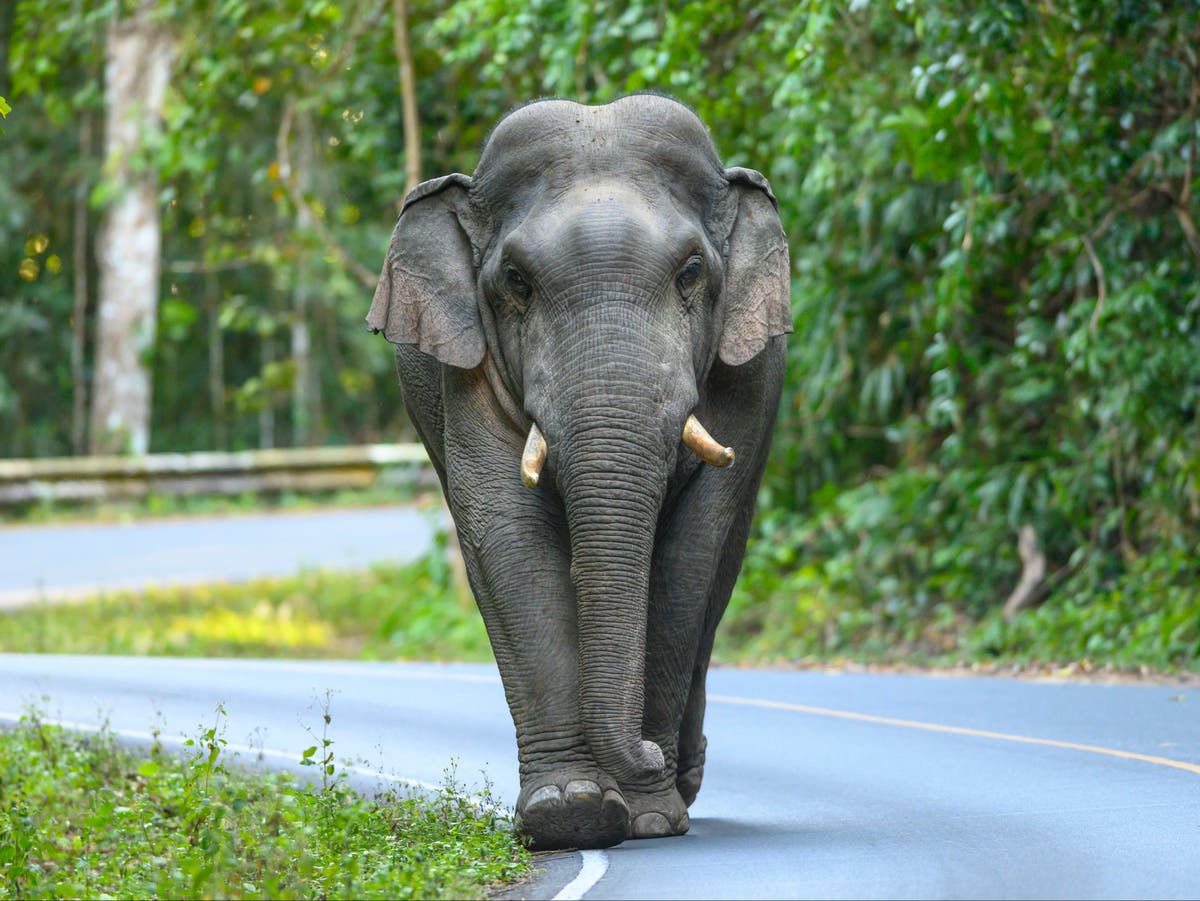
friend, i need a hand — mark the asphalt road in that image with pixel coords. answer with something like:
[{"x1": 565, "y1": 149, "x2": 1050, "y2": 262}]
[
  {"x1": 0, "y1": 505, "x2": 438, "y2": 606},
  {"x1": 0, "y1": 654, "x2": 1196, "y2": 899}
]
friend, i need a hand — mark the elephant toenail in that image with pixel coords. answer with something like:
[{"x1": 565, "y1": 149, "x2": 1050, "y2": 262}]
[
  {"x1": 602, "y1": 788, "x2": 628, "y2": 810},
  {"x1": 631, "y1": 811, "x2": 673, "y2": 838},
  {"x1": 564, "y1": 779, "x2": 602, "y2": 802},
  {"x1": 526, "y1": 785, "x2": 562, "y2": 808}
]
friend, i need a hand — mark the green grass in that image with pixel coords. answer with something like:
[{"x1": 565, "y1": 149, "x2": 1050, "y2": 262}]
[
  {"x1": 0, "y1": 707, "x2": 529, "y2": 900},
  {"x1": 2, "y1": 528, "x2": 1194, "y2": 676},
  {"x1": 1, "y1": 483, "x2": 435, "y2": 527},
  {"x1": 0, "y1": 551, "x2": 489, "y2": 662}
]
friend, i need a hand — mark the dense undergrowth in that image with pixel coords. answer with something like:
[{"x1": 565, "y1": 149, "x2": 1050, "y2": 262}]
[
  {"x1": 0, "y1": 708, "x2": 528, "y2": 900},
  {"x1": 724, "y1": 498, "x2": 1200, "y2": 673}
]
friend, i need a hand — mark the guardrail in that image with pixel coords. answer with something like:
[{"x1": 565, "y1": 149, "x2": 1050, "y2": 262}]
[{"x1": 0, "y1": 444, "x2": 432, "y2": 504}]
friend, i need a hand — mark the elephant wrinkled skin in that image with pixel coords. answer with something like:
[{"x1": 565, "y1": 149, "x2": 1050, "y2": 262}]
[{"x1": 368, "y1": 95, "x2": 790, "y2": 850}]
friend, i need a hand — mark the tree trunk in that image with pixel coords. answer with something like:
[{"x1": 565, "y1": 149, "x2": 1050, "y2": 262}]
[
  {"x1": 0, "y1": 0, "x2": 14, "y2": 99},
  {"x1": 205, "y1": 265, "x2": 226, "y2": 449},
  {"x1": 259, "y1": 332, "x2": 276, "y2": 450},
  {"x1": 289, "y1": 102, "x2": 317, "y2": 447},
  {"x1": 71, "y1": 114, "x2": 92, "y2": 455},
  {"x1": 89, "y1": 12, "x2": 174, "y2": 455},
  {"x1": 392, "y1": 0, "x2": 421, "y2": 198}
]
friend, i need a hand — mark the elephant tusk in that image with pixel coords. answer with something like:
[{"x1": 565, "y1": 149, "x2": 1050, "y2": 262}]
[
  {"x1": 520, "y1": 422, "x2": 548, "y2": 488},
  {"x1": 682, "y1": 414, "x2": 735, "y2": 468}
]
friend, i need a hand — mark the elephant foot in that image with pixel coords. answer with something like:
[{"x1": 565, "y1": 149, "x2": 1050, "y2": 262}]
[
  {"x1": 622, "y1": 784, "x2": 690, "y2": 839},
  {"x1": 514, "y1": 775, "x2": 629, "y2": 851},
  {"x1": 676, "y1": 734, "x2": 707, "y2": 806}
]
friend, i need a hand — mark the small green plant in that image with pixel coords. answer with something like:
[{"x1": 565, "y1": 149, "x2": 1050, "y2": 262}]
[
  {"x1": 0, "y1": 705, "x2": 529, "y2": 900},
  {"x1": 300, "y1": 690, "x2": 338, "y2": 792}
]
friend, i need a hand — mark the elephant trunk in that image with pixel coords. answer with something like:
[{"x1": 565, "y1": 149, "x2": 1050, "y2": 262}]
[{"x1": 556, "y1": 410, "x2": 671, "y2": 783}]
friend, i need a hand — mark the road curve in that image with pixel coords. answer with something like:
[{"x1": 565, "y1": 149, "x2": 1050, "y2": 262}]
[
  {"x1": 0, "y1": 505, "x2": 438, "y2": 607},
  {"x1": 0, "y1": 654, "x2": 1196, "y2": 899}
]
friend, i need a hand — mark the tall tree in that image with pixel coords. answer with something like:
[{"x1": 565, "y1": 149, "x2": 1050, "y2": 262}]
[
  {"x1": 0, "y1": 0, "x2": 13, "y2": 99},
  {"x1": 89, "y1": 6, "x2": 174, "y2": 454},
  {"x1": 392, "y1": 0, "x2": 420, "y2": 197}
]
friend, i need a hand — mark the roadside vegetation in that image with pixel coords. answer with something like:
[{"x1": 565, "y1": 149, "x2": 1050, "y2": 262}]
[
  {"x1": 5, "y1": 1, "x2": 1198, "y2": 682},
  {"x1": 2, "y1": 534, "x2": 1195, "y2": 676},
  {"x1": 0, "y1": 484, "x2": 432, "y2": 527},
  {"x1": 0, "y1": 538, "x2": 489, "y2": 662},
  {"x1": 0, "y1": 706, "x2": 529, "y2": 900}
]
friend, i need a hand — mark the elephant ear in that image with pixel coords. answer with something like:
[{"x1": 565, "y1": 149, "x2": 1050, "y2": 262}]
[
  {"x1": 718, "y1": 167, "x2": 793, "y2": 367},
  {"x1": 366, "y1": 173, "x2": 484, "y2": 370}
]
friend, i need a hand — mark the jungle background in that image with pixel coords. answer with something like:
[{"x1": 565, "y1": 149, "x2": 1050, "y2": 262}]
[{"x1": 2, "y1": 0, "x2": 1198, "y2": 671}]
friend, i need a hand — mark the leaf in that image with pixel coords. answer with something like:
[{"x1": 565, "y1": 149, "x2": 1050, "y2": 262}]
[{"x1": 301, "y1": 745, "x2": 317, "y2": 759}]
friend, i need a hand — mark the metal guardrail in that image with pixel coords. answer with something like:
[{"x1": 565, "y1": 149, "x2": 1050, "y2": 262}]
[{"x1": 0, "y1": 444, "x2": 432, "y2": 504}]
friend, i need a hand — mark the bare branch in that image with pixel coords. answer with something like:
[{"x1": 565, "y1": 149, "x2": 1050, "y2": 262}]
[
  {"x1": 276, "y1": 95, "x2": 378, "y2": 290},
  {"x1": 1003, "y1": 524, "x2": 1046, "y2": 620},
  {"x1": 1182, "y1": 69, "x2": 1197, "y2": 205},
  {"x1": 165, "y1": 259, "x2": 262, "y2": 274},
  {"x1": 1174, "y1": 206, "x2": 1200, "y2": 259},
  {"x1": 1083, "y1": 235, "x2": 1107, "y2": 334}
]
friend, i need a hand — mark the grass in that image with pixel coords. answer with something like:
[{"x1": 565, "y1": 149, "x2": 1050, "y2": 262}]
[
  {"x1": 1, "y1": 482, "x2": 435, "y2": 527},
  {"x1": 0, "y1": 548, "x2": 490, "y2": 661},
  {"x1": 3, "y1": 544, "x2": 1197, "y2": 677},
  {"x1": 0, "y1": 705, "x2": 529, "y2": 900},
  {"x1": 1, "y1": 520, "x2": 1194, "y2": 675}
]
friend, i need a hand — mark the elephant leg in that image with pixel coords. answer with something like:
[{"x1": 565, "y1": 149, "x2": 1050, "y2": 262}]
[
  {"x1": 674, "y1": 493, "x2": 759, "y2": 807},
  {"x1": 440, "y1": 365, "x2": 628, "y2": 850},
  {"x1": 623, "y1": 339, "x2": 785, "y2": 838}
]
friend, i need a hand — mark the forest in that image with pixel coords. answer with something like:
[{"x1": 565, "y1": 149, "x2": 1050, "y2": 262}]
[{"x1": 2, "y1": 1, "x2": 1198, "y2": 669}]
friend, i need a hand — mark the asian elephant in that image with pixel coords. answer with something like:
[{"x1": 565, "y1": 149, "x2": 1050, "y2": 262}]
[{"x1": 367, "y1": 94, "x2": 790, "y2": 850}]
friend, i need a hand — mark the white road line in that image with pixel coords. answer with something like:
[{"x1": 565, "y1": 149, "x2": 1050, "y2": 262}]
[{"x1": 553, "y1": 849, "x2": 609, "y2": 901}]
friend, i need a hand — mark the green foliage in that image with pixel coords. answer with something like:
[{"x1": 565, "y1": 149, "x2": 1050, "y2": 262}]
[
  {"x1": 3, "y1": 0, "x2": 1198, "y2": 665},
  {"x1": 0, "y1": 547, "x2": 490, "y2": 661},
  {"x1": 698, "y1": 1, "x2": 1199, "y2": 665},
  {"x1": 969, "y1": 547, "x2": 1200, "y2": 669},
  {"x1": 0, "y1": 707, "x2": 529, "y2": 899}
]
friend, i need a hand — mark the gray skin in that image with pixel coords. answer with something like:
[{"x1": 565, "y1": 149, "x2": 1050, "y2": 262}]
[{"x1": 368, "y1": 95, "x2": 790, "y2": 850}]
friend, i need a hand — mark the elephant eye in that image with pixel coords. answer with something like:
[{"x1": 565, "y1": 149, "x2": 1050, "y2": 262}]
[
  {"x1": 676, "y1": 255, "x2": 704, "y2": 300},
  {"x1": 503, "y1": 265, "x2": 532, "y2": 302}
]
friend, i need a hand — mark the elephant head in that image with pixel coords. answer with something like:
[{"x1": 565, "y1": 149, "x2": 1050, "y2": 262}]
[{"x1": 368, "y1": 95, "x2": 790, "y2": 786}]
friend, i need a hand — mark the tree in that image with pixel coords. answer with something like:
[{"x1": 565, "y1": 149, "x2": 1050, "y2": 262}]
[{"x1": 89, "y1": 7, "x2": 174, "y2": 454}]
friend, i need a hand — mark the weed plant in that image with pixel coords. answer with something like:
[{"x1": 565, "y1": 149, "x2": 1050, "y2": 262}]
[{"x1": 0, "y1": 705, "x2": 529, "y2": 899}]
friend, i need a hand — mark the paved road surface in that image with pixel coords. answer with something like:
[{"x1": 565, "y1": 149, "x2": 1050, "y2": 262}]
[
  {"x1": 0, "y1": 506, "x2": 438, "y2": 606},
  {"x1": 0, "y1": 654, "x2": 1196, "y2": 899}
]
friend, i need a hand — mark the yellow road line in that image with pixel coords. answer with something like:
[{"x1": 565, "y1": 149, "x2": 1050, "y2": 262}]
[{"x1": 709, "y1": 694, "x2": 1200, "y2": 777}]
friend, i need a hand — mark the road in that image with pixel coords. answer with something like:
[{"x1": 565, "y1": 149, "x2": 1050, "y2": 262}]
[
  {"x1": 0, "y1": 653, "x2": 1196, "y2": 899},
  {"x1": 0, "y1": 505, "x2": 438, "y2": 606}
]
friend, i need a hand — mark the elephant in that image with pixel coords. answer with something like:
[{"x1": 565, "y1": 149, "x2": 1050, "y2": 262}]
[{"x1": 367, "y1": 94, "x2": 791, "y2": 850}]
